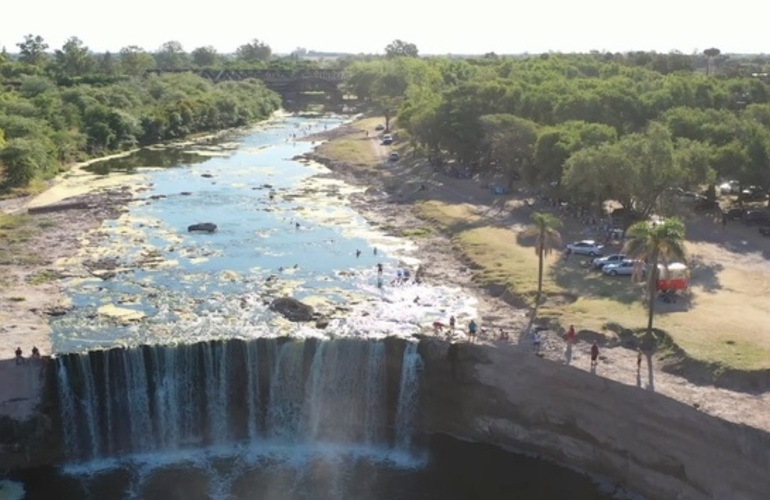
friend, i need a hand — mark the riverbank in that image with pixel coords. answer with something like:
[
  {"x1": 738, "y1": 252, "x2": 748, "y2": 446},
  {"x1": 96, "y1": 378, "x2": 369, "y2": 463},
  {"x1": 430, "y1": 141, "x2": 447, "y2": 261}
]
[{"x1": 303, "y1": 117, "x2": 770, "y2": 434}]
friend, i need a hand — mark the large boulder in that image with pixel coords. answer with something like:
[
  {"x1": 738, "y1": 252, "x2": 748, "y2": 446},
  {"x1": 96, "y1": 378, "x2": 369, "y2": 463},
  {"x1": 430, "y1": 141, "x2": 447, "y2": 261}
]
[
  {"x1": 269, "y1": 297, "x2": 314, "y2": 322},
  {"x1": 187, "y1": 222, "x2": 217, "y2": 233}
]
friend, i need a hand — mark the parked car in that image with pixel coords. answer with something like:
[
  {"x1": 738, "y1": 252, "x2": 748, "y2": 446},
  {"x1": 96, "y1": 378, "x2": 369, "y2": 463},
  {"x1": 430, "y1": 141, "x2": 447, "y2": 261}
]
[
  {"x1": 718, "y1": 180, "x2": 740, "y2": 195},
  {"x1": 740, "y1": 186, "x2": 767, "y2": 201},
  {"x1": 381, "y1": 134, "x2": 393, "y2": 145},
  {"x1": 693, "y1": 196, "x2": 719, "y2": 211},
  {"x1": 723, "y1": 208, "x2": 746, "y2": 221},
  {"x1": 375, "y1": 124, "x2": 385, "y2": 131},
  {"x1": 592, "y1": 254, "x2": 626, "y2": 269},
  {"x1": 566, "y1": 240, "x2": 604, "y2": 257},
  {"x1": 388, "y1": 152, "x2": 399, "y2": 162},
  {"x1": 743, "y1": 210, "x2": 770, "y2": 226},
  {"x1": 603, "y1": 260, "x2": 646, "y2": 277},
  {"x1": 759, "y1": 226, "x2": 770, "y2": 237}
]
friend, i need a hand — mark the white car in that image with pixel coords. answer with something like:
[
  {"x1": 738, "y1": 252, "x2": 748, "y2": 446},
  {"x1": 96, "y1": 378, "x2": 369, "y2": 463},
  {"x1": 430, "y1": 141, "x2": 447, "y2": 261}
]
[
  {"x1": 602, "y1": 260, "x2": 646, "y2": 277},
  {"x1": 566, "y1": 240, "x2": 604, "y2": 257},
  {"x1": 592, "y1": 253, "x2": 626, "y2": 269}
]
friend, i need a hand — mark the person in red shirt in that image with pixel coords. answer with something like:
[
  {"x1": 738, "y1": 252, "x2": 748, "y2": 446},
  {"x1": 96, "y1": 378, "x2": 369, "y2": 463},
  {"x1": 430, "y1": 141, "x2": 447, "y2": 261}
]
[{"x1": 567, "y1": 325, "x2": 576, "y2": 345}]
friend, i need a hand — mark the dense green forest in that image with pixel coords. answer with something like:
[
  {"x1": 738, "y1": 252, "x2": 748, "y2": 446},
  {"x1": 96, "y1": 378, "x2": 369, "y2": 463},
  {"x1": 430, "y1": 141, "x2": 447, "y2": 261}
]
[
  {"x1": 2, "y1": 33, "x2": 770, "y2": 215},
  {"x1": 0, "y1": 36, "x2": 289, "y2": 194},
  {"x1": 347, "y1": 49, "x2": 770, "y2": 212}
]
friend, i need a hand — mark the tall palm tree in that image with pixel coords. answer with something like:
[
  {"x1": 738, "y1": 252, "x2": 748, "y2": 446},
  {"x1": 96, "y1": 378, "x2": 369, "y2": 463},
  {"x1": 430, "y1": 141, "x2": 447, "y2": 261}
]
[
  {"x1": 623, "y1": 218, "x2": 687, "y2": 339},
  {"x1": 523, "y1": 212, "x2": 562, "y2": 306}
]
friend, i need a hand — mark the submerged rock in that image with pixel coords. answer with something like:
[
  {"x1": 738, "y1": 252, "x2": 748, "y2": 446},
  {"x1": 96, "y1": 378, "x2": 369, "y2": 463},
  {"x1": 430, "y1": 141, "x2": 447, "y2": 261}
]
[
  {"x1": 187, "y1": 223, "x2": 217, "y2": 233},
  {"x1": 269, "y1": 297, "x2": 314, "y2": 322}
]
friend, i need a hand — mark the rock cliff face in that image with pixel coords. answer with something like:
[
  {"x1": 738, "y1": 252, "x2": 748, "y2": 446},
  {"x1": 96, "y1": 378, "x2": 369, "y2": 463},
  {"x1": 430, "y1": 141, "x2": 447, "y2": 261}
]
[{"x1": 416, "y1": 339, "x2": 770, "y2": 500}]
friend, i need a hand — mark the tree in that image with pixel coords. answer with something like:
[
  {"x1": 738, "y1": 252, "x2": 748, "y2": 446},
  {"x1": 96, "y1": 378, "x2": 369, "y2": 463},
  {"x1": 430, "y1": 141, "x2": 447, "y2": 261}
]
[
  {"x1": 119, "y1": 46, "x2": 155, "y2": 76},
  {"x1": 16, "y1": 34, "x2": 49, "y2": 66},
  {"x1": 385, "y1": 39, "x2": 419, "y2": 58},
  {"x1": 0, "y1": 137, "x2": 55, "y2": 187},
  {"x1": 54, "y1": 37, "x2": 95, "y2": 77},
  {"x1": 522, "y1": 212, "x2": 562, "y2": 307},
  {"x1": 236, "y1": 39, "x2": 272, "y2": 63},
  {"x1": 98, "y1": 51, "x2": 118, "y2": 75},
  {"x1": 703, "y1": 47, "x2": 721, "y2": 76},
  {"x1": 480, "y1": 113, "x2": 538, "y2": 187},
  {"x1": 191, "y1": 46, "x2": 219, "y2": 67},
  {"x1": 154, "y1": 41, "x2": 189, "y2": 70},
  {"x1": 622, "y1": 218, "x2": 686, "y2": 372}
]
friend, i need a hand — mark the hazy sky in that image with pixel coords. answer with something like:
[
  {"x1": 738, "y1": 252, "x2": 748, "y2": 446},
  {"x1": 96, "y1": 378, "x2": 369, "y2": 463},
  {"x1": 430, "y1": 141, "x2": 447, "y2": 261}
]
[{"x1": 2, "y1": 0, "x2": 768, "y2": 55}]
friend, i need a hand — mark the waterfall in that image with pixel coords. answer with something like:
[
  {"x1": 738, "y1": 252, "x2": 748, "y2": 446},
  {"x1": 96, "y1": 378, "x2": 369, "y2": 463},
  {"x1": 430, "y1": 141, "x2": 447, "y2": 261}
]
[
  {"x1": 54, "y1": 337, "x2": 423, "y2": 462},
  {"x1": 395, "y1": 342, "x2": 423, "y2": 449}
]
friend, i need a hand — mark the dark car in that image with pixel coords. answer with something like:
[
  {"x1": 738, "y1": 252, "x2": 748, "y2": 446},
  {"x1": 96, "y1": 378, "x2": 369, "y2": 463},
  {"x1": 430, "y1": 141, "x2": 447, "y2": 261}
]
[
  {"x1": 723, "y1": 208, "x2": 746, "y2": 221},
  {"x1": 693, "y1": 197, "x2": 719, "y2": 211},
  {"x1": 759, "y1": 226, "x2": 770, "y2": 237},
  {"x1": 740, "y1": 186, "x2": 767, "y2": 201},
  {"x1": 743, "y1": 210, "x2": 770, "y2": 226}
]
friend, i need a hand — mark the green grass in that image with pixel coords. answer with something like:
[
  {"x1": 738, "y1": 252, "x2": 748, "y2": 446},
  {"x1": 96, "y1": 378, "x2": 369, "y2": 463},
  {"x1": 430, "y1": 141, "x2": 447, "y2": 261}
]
[
  {"x1": 9, "y1": 296, "x2": 25, "y2": 302},
  {"x1": 0, "y1": 214, "x2": 47, "y2": 266},
  {"x1": 401, "y1": 227, "x2": 434, "y2": 238},
  {"x1": 412, "y1": 199, "x2": 770, "y2": 371},
  {"x1": 28, "y1": 270, "x2": 59, "y2": 285},
  {"x1": 316, "y1": 138, "x2": 376, "y2": 167},
  {"x1": 314, "y1": 116, "x2": 386, "y2": 170}
]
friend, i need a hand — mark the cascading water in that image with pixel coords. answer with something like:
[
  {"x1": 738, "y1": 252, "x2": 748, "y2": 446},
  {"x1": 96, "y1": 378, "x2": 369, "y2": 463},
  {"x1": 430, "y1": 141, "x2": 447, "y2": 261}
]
[{"x1": 55, "y1": 337, "x2": 420, "y2": 462}]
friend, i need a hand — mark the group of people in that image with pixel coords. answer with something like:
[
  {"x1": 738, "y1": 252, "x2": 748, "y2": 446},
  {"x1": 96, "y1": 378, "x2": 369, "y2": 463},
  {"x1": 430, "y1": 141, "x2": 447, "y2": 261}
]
[
  {"x1": 566, "y1": 325, "x2": 601, "y2": 369},
  {"x1": 14, "y1": 346, "x2": 41, "y2": 365},
  {"x1": 432, "y1": 316, "x2": 479, "y2": 342}
]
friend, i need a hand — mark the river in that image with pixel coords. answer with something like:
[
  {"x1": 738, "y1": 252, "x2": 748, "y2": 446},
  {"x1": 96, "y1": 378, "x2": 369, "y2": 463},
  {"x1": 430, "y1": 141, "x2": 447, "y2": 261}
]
[{"x1": 2, "y1": 113, "x2": 621, "y2": 499}]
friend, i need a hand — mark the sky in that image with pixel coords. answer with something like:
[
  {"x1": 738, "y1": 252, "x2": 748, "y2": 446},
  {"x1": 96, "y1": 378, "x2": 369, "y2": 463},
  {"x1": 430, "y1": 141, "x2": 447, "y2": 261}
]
[{"x1": 2, "y1": 0, "x2": 769, "y2": 56}]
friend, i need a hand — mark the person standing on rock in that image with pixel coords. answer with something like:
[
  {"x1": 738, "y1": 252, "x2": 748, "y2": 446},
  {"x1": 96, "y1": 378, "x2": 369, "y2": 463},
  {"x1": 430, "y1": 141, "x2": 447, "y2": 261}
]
[
  {"x1": 449, "y1": 315, "x2": 456, "y2": 332},
  {"x1": 591, "y1": 341, "x2": 599, "y2": 369},
  {"x1": 15, "y1": 347, "x2": 24, "y2": 365},
  {"x1": 637, "y1": 348, "x2": 643, "y2": 373},
  {"x1": 377, "y1": 263, "x2": 383, "y2": 275},
  {"x1": 468, "y1": 319, "x2": 478, "y2": 342}
]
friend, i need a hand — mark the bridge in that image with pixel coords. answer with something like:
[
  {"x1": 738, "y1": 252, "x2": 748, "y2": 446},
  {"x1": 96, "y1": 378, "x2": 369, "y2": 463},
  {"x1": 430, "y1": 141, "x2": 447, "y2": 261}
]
[{"x1": 146, "y1": 69, "x2": 345, "y2": 95}]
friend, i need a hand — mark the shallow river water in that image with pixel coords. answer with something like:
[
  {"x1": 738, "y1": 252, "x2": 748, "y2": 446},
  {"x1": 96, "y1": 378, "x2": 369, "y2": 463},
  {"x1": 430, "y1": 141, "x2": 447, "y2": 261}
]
[{"x1": 51, "y1": 114, "x2": 478, "y2": 352}]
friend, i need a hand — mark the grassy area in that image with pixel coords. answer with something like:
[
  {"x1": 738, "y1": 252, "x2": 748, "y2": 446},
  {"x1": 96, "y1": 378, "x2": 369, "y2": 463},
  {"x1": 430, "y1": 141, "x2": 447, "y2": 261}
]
[
  {"x1": 414, "y1": 199, "x2": 770, "y2": 371},
  {"x1": 0, "y1": 179, "x2": 49, "y2": 199},
  {"x1": 314, "y1": 117, "x2": 385, "y2": 170},
  {"x1": 0, "y1": 214, "x2": 46, "y2": 266}
]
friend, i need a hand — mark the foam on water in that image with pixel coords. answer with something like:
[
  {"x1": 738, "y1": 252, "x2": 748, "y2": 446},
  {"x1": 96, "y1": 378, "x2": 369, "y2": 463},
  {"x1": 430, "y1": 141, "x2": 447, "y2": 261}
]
[{"x1": 0, "y1": 480, "x2": 25, "y2": 500}]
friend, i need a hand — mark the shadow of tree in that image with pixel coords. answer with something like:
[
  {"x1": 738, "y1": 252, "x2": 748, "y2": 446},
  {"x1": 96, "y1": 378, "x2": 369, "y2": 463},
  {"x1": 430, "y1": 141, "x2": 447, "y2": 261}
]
[
  {"x1": 687, "y1": 256, "x2": 723, "y2": 293},
  {"x1": 549, "y1": 258, "x2": 644, "y2": 305},
  {"x1": 685, "y1": 213, "x2": 770, "y2": 260}
]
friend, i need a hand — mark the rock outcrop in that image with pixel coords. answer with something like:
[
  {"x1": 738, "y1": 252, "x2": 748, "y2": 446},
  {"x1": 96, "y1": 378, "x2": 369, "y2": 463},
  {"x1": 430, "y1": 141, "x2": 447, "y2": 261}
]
[
  {"x1": 417, "y1": 340, "x2": 770, "y2": 500},
  {"x1": 269, "y1": 297, "x2": 314, "y2": 322},
  {"x1": 187, "y1": 222, "x2": 217, "y2": 233}
]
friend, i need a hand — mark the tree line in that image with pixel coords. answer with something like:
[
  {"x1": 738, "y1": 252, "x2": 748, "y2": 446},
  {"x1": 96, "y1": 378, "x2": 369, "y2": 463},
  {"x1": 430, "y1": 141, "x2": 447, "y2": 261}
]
[
  {"x1": 0, "y1": 35, "x2": 288, "y2": 192},
  {"x1": 345, "y1": 49, "x2": 770, "y2": 213}
]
